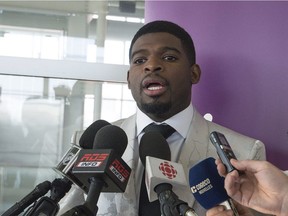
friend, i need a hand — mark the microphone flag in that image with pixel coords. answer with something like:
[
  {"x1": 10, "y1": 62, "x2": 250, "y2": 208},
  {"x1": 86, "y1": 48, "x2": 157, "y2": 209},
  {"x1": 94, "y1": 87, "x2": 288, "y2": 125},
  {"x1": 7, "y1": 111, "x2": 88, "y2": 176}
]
[
  {"x1": 189, "y1": 157, "x2": 231, "y2": 209},
  {"x1": 145, "y1": 156, "x2": 188, "y2": 202},
  {"x1": 72, "y1": 149, "x2": 131, "y2": 193}
]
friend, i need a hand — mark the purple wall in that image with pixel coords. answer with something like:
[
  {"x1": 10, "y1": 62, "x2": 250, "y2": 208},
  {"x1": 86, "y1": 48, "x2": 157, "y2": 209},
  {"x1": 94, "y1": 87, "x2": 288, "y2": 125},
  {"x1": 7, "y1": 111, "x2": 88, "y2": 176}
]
[{"x1": 145, "y1": 1, "x2": 288, "y2": 170}]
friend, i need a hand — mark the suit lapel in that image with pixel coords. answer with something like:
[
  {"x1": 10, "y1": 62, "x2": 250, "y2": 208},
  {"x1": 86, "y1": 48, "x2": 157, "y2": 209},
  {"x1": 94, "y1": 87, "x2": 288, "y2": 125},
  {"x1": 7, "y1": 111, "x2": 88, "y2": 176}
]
[
  {"x1": 178, "y1": 109, "x2": 211, "y2": 208},
  {"x1": 114, "y1": 115, "x2": 139, "y2": 214},
  {"x1": 120, "y1": 114, "x2": 137, "y2": 167},
  {"x1": 179, "y1": 109, "x2": 210, "y2": 168}
]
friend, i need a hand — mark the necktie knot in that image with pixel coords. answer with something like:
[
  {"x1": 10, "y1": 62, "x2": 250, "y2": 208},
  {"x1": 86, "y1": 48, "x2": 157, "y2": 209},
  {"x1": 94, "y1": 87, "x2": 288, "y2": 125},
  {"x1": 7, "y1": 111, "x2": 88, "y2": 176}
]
[{"x1": 143, "y1": 123, "x2": 175, "y2": 139}]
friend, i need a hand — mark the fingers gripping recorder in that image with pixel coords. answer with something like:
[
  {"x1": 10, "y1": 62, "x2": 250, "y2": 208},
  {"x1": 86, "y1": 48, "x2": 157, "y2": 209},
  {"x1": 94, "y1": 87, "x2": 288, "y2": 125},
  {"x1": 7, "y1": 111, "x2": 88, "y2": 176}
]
[{"x1": 209, "y1": 131, "x2": 239, "y2": 173}]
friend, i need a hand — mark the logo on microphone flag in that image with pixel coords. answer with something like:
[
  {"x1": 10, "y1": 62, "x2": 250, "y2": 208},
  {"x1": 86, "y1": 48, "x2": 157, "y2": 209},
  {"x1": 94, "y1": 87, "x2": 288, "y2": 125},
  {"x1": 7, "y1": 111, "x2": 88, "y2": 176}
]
[
  {"x1": 159, "y1": 161, "x2": 177, "y2": 179},
  {"x1": 145, "y1": 156, "x2": 188, "y2": 202},
  {"x1": 75, "y1": 153, "x2": 109, "y2": 168},
  {"x1": 72, "y1": 149, "x2": 131, "y2": 193}
]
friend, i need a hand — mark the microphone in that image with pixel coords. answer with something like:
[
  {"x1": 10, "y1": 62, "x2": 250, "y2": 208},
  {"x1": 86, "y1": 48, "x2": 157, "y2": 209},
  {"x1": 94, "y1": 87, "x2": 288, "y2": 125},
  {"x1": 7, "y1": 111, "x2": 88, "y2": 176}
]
[
  {"x1": 24, "y1": 178, "x2": 72, "y2": 216},
  {"x1": 53, "y1": 119, "x2": 111, "y2": 193},
  {"x1": 139, "y1": 131, "x2": 198, "y2": 216},
  {"x1": 2, "y1": 181, "x2": 51, "y2": 216},
  {"x1": 26, "y1": 120, "x2": 110, "y2": 216},
  {"x1": 189, "y1": 157, "x2": 239, "y2": 216},
  {"x1": 61, "y1": 124, "x2": 131, "y2": 216}
]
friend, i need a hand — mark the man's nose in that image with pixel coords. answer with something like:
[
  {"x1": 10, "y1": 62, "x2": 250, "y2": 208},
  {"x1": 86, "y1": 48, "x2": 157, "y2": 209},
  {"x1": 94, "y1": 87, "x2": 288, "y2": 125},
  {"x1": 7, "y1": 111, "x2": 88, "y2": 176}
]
[{"x1": 144, "y1": 58, "x2": 163, "y2": 73}]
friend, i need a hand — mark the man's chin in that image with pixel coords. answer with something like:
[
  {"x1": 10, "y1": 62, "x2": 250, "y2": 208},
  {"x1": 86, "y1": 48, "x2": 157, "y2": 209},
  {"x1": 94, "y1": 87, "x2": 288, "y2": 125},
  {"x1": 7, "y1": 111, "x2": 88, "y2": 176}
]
[{"x1": 140, "y1": 102, "x2": 171, "y2": 115}]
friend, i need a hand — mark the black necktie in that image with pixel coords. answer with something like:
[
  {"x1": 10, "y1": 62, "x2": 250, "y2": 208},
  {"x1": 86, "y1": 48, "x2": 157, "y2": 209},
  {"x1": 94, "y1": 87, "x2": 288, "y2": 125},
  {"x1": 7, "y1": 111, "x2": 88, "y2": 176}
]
[{"x1": 138, "y1": 123, "x2": 176, "y2": 216}]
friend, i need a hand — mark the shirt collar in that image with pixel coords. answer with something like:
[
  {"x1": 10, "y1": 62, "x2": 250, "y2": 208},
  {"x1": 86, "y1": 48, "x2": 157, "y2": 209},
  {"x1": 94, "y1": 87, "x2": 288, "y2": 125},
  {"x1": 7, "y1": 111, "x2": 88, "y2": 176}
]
[{"x1": 136, "y1": 103, "x2": 193, "y2": 138}]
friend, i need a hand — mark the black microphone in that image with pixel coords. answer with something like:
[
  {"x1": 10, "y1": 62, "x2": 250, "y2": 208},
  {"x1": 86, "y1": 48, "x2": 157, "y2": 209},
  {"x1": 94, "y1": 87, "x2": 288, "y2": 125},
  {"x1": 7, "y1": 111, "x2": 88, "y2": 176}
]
[
  {"x1": 24, "y1": 178, "x2": 72, "y2": 216},
  {"x1": 2, "y1": 120, "x2": 111, "y2": 216},
  {"x1": 61, "y1": 124, "x2": 131, "y2": 216},
  {"x1": 53, "y1": 119, "x2": 111, "y2": 193},
  {"x1": 2, "y1": 181, "x2": 51, "y2": 216},
  {"x1": 139, "y1": 131, "x2": 198, "y2": 216},
  {"x1": 25, "y1": 120, "x2": 111, "y2": 216}
]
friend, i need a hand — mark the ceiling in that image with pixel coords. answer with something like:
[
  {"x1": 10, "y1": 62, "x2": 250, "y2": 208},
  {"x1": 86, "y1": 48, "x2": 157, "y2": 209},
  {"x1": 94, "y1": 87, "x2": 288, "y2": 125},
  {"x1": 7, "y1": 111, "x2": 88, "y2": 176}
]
[{"x1": 0, "y1": 1, "x2": 145, "y2": 17}]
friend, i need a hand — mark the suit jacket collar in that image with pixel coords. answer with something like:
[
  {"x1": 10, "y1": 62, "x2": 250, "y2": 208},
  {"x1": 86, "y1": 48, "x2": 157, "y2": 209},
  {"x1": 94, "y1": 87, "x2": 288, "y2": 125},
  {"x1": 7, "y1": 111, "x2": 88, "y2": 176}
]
[{"x1": 178, "y1": 108, "x2": 211, "y2": 207}]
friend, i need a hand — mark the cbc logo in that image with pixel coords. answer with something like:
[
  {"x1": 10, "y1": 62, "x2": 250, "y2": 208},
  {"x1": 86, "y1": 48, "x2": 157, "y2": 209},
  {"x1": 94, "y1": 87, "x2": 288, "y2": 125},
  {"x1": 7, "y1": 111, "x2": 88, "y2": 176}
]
[{"x1": 159, "y1": 161, "x2": 177, "y2": 179}]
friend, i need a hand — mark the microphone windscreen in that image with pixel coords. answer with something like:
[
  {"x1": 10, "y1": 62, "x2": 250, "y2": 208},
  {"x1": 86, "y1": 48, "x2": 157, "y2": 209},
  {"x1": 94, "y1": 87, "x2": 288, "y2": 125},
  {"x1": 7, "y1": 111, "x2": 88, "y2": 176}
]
[
  {"x1": 93, "y1": 125, "x2": 128, "y2": 157},
  {"x1": 79, "y1": 119, "x2": 110, "y2": 149},
  {"x1": 139, "y1": 131, "x2": 171, "y2": 167},
  {"x1": 189, "y1": 157, "x2": 229, "y2": 209}
]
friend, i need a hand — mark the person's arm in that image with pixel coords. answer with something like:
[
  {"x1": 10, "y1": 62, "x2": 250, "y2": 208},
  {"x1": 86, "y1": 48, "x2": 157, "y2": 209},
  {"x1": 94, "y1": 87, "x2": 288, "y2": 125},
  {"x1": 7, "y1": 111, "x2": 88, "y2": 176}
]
[{"x1": 216, "y1": 159, "x2": 288, "y2": 216}]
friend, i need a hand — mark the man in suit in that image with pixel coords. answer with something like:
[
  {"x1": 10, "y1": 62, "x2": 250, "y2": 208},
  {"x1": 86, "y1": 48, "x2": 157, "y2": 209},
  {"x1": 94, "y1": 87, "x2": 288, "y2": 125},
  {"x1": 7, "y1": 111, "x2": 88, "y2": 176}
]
[{"x1": 58, "y1": 20, "x2": 266, "y2": 216}]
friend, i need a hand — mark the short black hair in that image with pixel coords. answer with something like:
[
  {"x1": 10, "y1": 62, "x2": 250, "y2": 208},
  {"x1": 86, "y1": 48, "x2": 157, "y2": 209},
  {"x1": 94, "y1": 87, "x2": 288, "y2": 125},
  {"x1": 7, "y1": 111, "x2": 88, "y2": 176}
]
[{"x1": 129, "y1": 20, "x2": 196, "y2": 65}]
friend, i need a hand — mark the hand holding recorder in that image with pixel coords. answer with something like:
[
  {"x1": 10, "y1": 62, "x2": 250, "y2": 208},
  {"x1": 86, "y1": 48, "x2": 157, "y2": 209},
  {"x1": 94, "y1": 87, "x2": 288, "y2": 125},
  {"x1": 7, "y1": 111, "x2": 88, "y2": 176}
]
[
  {"x1": 216, "y1": 158, "x2": 288, "y2": 216},
  {"x1": 210, "y1": 131, "x2": 288, "y2": 215}
]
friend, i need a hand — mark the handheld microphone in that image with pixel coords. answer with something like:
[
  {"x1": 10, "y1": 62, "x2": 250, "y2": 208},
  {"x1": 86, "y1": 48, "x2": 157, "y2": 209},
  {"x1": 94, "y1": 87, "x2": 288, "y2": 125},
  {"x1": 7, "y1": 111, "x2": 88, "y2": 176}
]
[
  {"x1": 62, "y1": 124, "x2": 131, "y2": 216},
  {"x1": 139, "y1": 131, "x2": 198, "y2": 216},
  {"x1": 2, "y1": 181, "x2": 51, "y2": 216},
  {"x1": 3, "y1": 120, "x2": 111, "y2": 216},
  {"x1": 189, "y1": 157, "x2": 239, "y2": 216},
  {"x1": 72, "y1": 124, "x2": 131, "y2": 193},
  {"x1": 26, "y1": 120, "x2": 110, "y2": 216},
  {"x1": 53, "y1": 119, "x2": 111, "y2": 193},
  {"x1": 24, "y1": 178, "x2": 72, "y2": 216}
]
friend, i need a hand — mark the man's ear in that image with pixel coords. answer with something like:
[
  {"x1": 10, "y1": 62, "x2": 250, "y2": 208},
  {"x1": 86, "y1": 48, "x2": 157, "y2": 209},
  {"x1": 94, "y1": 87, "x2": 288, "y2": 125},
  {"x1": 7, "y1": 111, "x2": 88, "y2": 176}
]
[
  {"x1": 191, "y1": 64, "x2": 201, "y2": 84},
  {"x1": 127, "y1": 70, "x2": 131, "y2": 89}
]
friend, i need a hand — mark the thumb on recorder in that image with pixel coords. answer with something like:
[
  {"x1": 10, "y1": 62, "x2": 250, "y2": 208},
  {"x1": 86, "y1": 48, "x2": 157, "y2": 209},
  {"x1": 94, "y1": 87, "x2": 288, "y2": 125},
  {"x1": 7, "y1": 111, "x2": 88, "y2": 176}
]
[{"x1": 214, "y1": 158, "x2": 288, "y2": 216}]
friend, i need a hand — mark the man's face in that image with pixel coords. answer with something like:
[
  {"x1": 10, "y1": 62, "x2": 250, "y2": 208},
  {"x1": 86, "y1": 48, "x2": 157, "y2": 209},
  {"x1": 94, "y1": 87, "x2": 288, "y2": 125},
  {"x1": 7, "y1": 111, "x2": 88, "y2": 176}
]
[{"x1": 127, "y1": 32, "x2": 199, "y2": 121}]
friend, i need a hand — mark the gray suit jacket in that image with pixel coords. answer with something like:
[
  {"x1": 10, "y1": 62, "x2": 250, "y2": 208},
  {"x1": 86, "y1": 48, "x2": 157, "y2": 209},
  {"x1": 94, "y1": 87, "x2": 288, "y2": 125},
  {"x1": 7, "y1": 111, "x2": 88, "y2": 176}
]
[{"x1": 58, "y1": 108, "x2": 267, "y2": 216}]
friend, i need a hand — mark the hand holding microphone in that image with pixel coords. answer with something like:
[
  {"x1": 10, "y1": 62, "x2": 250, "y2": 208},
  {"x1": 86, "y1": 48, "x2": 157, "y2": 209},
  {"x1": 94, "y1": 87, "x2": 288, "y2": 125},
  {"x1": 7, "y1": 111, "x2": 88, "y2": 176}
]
[{"x1": 139, "y1": 131, "x2": 198, "y2": 216}]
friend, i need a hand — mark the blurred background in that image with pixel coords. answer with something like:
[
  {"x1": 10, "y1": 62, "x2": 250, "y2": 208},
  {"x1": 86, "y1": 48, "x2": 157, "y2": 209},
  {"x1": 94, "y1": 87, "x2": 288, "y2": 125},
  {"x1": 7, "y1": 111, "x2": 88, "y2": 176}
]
[{"x1": 0, "y1": 1, "x2": 143, "y2": 213}]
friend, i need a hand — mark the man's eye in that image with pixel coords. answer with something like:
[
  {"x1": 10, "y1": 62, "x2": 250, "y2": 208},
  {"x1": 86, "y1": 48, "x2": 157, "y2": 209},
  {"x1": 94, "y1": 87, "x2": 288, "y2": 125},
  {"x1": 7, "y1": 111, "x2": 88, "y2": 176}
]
[
  {"x1": 163, "y1": 55, "x2": 177, "y2": 61},
  {"x1": 133, "y1": 58, "x2": 146, "y2": 64}
]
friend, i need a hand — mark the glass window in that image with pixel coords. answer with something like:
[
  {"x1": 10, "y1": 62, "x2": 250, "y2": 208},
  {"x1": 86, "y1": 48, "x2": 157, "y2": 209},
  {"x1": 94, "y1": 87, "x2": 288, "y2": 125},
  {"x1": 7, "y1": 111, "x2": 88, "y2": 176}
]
[
  {"x1": 104, "y1": 40, "x2": 125, "y2": 64},
  {"x1": 0, "y1": 1, "x2": 144, "y2": 213},
  {"x1": 0, "y1": 74, "x2": 136, "y2": 213},
  {"x1": 0, "y1": 26, "x2": 64, "y2": 59}
]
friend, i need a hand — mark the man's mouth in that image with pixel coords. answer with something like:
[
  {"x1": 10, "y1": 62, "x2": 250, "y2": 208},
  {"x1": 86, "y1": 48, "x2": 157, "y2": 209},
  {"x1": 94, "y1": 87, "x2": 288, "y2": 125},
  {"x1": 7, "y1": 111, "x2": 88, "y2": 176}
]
[
  {"x1": 143, "y1": 80, "x2": 167, "y2": 96},
  {"x1": 146, "y1": 83, "x2": 163, "y2": 90}
]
